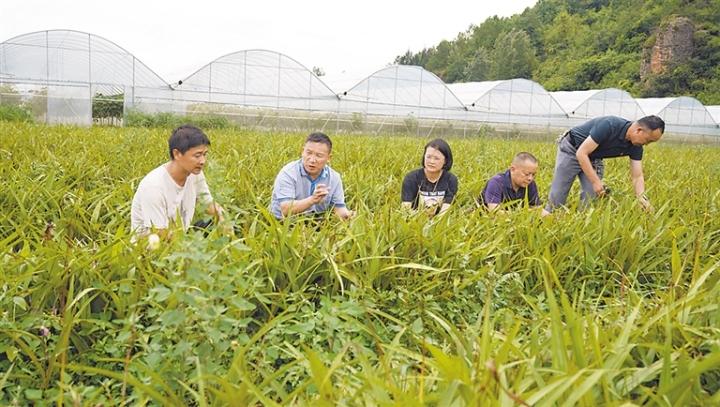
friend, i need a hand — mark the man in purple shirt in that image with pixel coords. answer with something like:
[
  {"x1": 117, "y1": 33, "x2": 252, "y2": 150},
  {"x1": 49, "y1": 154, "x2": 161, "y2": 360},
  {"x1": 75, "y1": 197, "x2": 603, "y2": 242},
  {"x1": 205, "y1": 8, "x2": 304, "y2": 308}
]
[{"x1": 479, "y1": 152, "x2": 541, "y2": 211}]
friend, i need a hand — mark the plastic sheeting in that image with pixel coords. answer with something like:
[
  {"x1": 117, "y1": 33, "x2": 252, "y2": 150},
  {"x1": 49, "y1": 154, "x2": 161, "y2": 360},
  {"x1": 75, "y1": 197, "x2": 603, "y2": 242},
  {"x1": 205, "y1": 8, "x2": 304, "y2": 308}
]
[
  {"x1": 552, "y1": 88, "x2": 645, "y2": 120},
  {"x1": 637, "y1": 97, "x2": 719, "y2": 136},
  {"x1": 448, "y1": 79, "x2": 566, "y2": 126},
  {"x1": 2, "y1": 30, "x2": 718, "y2": 136}
]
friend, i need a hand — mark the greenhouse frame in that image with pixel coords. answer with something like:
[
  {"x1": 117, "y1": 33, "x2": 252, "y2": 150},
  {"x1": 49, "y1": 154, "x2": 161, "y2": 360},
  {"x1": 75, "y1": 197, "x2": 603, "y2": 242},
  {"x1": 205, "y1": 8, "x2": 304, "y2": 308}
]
[
  {"x1": 705, "y1": 106, "x2": 720, "y2": 125},
  {"x1": 0, "y1": 30, "x2": 168, "y2": 125},
  {"x1": 2, "y1": 30, "x2": 719, "y2": 137},
  {"x1": 448, "y1": 79, "x2": 566, "y2": 127},
  {"x1": 551, "y1": 88, "x2": 645, "y2": 124},
  {"x1": 636, "y1": 97, "x2": 719, "y2": 136}
]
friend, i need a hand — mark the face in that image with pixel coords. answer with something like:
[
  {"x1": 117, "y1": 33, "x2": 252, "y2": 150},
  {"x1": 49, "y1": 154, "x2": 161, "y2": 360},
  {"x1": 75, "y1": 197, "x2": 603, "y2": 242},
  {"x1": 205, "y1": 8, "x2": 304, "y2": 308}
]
[
  {"x1": 301, "y1": 141, "x2": 331, "y2": 178},
  {"x1": 510, "y1": 160, "x2": 538, "y2": 189},
  {"x1": 173, "y1": 145, "x2": 209, "y2": 175},
  {"x1": 423, "y1": 146, "x2": 446, "y2": 173},
  {"x1": 628, "y1": 125, "x2": 662, "y2": 146}
]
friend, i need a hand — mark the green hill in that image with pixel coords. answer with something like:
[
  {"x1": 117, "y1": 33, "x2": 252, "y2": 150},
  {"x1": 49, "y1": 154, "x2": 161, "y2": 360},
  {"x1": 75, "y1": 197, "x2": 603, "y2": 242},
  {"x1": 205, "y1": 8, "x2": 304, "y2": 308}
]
[{"x1": 394, "y1": 0, "x2": 720, "y2": 104}]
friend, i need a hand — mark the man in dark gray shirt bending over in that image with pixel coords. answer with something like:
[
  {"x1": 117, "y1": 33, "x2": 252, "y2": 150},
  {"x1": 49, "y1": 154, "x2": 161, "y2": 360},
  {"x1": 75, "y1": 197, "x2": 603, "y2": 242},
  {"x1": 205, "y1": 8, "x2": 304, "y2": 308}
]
[{"x1": 542, "y1": 115, "x2": 665, "y2": 216}]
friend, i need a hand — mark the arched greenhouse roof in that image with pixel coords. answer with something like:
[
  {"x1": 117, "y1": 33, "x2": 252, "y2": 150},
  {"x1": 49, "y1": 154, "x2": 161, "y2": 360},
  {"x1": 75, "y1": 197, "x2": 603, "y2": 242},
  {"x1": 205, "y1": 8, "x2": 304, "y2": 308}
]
[
  {"x1": 447, "y1": 79, "x2": 566, "y2": 118},
  {"x1": 0, "y1": 29, "x2": 168, "y2": 90},
  {"x1": 342, "y1": 65, "x2": 465, "y2": 110},
  {"x1": 551, "y1": 88, "x2": 645, "y2": 120},
  {"x1": 636, "y1": 97, "x2": 718, "y2": 132},
  {"x1": 176, "y1": 49, "x2": 337, "y2": 109}
]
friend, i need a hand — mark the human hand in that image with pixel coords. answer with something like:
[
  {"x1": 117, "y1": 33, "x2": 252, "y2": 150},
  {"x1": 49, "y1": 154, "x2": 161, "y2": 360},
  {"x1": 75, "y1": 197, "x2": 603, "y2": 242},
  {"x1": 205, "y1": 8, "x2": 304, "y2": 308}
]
[
  {"x1": 212, "y1": 203, "x2": 225, "y2": 222},
  {"x1": 638, "y1": 194, "x2": 653, "y2": 212},
  {"x1": 334, "y1": 206, "x2": 355, "y2": 220},
  {"x1": 311, "y1": 184, "x2": 329, "y2": 204},
  {"x1": 593, "y1": 181, "x2": 606, "y2": 197}
]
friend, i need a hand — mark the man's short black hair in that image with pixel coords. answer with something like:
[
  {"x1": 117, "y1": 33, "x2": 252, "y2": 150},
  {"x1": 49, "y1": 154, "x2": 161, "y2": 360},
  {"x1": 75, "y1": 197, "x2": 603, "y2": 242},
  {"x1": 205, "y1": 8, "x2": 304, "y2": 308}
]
[
  {"x1": 513, "y1": 152, "x2": 538, "y2": 165},
  {"x1": 305, "y1": 132, "x2": 332, "y2": 151},
  {"x1": 637, "y1": 115, "x2": 665, "y2": 134},
  {"x1": 422, "y1": 138, "x2": 453, "y2": 171},
  {"x1": 168, "y1": 125, "x2": 210, "y2": 160}
]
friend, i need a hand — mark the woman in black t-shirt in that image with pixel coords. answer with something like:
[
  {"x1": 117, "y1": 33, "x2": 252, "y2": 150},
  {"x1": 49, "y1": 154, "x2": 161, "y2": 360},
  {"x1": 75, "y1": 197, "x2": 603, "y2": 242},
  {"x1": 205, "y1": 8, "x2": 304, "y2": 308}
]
[{"x1": 401, "y1": 138, "x2": 458, "y2": 216}]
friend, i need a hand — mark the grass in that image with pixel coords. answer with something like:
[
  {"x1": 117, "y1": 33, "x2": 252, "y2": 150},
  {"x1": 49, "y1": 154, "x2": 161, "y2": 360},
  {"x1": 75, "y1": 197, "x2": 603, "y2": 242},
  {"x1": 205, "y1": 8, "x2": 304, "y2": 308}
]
[{"x1": 0, "y1": 121, "x2": 719, "y2": 405}]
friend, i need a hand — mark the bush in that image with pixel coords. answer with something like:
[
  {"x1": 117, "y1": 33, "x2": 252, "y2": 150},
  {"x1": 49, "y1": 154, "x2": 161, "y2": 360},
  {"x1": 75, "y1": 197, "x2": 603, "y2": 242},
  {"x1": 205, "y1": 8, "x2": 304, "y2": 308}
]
[
  {"x1": 0, "y1": 104, "x2": 34, "y2": 123},
  {"x1": 124, "y1": 109, "x2": 232, "y2": 129}
]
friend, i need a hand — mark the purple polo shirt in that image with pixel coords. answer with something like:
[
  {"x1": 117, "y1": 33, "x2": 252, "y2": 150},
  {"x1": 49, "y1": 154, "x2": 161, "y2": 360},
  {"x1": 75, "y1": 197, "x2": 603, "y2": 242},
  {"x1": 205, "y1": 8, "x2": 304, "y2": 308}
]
[{"x1": 480, "y1": 170, "x2": 541, "y2": 208}]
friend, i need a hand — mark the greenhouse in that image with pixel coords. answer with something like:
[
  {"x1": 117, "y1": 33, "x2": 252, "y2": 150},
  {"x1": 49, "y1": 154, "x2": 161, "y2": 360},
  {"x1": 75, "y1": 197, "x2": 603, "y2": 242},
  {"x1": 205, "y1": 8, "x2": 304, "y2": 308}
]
[
  {"x1": 0, "y1": 29, "x2": 168, "y2": 125},
  {"x1": 338, "y1": 65, "x2": 466, "y2": 120},
  {"x1": 551, "y1": 88, "x2": 645, "y2": 123},
  {"x1": 636, "y1": 97, "x2": 719, "y2": 136},
  {"x1": 707, "y1": 106, "x2": 720, "y2": 124},
  {"x1": 447, "y1": 79, "x2": 566, "y2": 126},
  {"x1": 173, "y1": 49, "x2": 339, "y2": 117},
  {"x1": 2, "y1": 29, "x2": 720, "y2": 137}
]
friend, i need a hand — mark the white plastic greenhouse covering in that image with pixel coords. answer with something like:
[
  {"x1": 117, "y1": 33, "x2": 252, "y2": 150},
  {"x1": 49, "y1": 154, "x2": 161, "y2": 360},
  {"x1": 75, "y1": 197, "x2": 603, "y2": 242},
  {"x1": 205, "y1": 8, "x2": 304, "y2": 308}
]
[
  {"x1": 340, "y1": 65, "x2": 467, "y2": 121},
  {"x1": 707, "y1": 106, "x2": 720, "y2": 124},
  {"x1": 173, "y1": 50, "x2": 339, "y2": 114},
  {"x1": 636, "y1": 97, "x2": 719, "y2": 136},
  {"x1": 551, "y1": 89, "x2": 645, "y2": 122},
  {"x1": 0, "y1": 30, "x2": 168, "y2": 125},
  {"x1": 447, "y1": 79, "x2": 566, "y2": 126},
  {"x1": 2, "y1": 29, "x2": 719, "y2": 137}
]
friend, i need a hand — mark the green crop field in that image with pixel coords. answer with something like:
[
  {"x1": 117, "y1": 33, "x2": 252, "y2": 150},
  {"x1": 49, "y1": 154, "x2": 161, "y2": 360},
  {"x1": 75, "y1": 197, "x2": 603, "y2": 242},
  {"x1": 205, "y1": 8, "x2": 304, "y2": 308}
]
[{"x1": 1, "y1": 121, "x2": 719, "y2": 405}]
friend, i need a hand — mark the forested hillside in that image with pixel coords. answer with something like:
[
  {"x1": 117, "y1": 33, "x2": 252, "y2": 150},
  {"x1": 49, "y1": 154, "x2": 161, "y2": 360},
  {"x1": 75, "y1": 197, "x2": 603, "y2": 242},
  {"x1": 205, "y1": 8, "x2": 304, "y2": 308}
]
[{"x1": 395, "y1": 0, "x2": 720, "y2": 104}]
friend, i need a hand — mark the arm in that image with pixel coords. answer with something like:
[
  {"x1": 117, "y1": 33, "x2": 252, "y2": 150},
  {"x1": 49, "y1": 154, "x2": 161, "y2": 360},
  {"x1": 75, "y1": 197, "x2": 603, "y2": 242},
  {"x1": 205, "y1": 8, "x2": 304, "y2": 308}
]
[
  {"x1": 280, "y1": 188, "x2": 327, "y2": 217},
  {"x1": 482, "y1": 177, "x2": 503, "y2": 211},
  {"x1": 196, "y1": 172, "x2": 224, "y2": 221},
  {"x1": 134, "y1": 187, "x2": 174, "y2": 239},
  {"x1": 436, "y1": 203, "x2": 452, "y2": 215},
  {"x1": 206, "y1": 202, "x2": 225, "y2": 222},
  {"x1": 529, "y1": 182, "x2": 542, "y2": 207},
  {"x1": 401, "y1": 171, "x2": 418, "y2": 209},
  {"x1": 333, "y1": 206, "x2": 354, "y2": 220},
  {"x1": 630, "y1": 159, "x2": 652, "y2": 210},
  {"x1": 272, "y1": 168, "x2": 327, "y2": 218},
  {"x1": 329, "y1": 177, "x2": 354, "y2": 220},
  {"x1": 575, "y1": 138, "x2": 605, "y2": 196},
  {"x1": 437, "y1": 174, "x2": 458, "y2": 215}
]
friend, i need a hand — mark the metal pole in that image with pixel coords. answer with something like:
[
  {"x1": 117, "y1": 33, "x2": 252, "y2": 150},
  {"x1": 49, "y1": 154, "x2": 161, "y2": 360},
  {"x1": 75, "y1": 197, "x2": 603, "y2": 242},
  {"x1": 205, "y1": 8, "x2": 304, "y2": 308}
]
[{"x1": 45, "y1": 31, "x2": 49, "y2": 124}]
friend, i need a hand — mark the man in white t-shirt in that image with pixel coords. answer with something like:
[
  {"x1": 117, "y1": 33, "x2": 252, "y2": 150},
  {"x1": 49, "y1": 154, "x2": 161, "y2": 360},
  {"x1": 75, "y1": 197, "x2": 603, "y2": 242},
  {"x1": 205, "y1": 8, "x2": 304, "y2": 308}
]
[{"x1": 131, "y1": 125, "x2": 223, "y2": 238}]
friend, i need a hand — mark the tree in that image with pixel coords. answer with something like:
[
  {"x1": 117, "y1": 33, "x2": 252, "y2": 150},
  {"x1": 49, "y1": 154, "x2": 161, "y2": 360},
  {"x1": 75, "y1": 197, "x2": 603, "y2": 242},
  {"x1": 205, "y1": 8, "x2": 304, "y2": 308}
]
[
  {"x1": 464, "y1": 47, "x2": 493, "y2": 81},
  {"x1": 395, "y1": 49, "x2": 430, "y2": 66},
  {"x1": 425, "y1": 41, "x2": 453, "y2": 78},
  {"x1": 390, "y1": 0, "x2": 720, "y2": 103},
  {"x1": 492, "y1": 29, "x2": 537, "y2": 79}
]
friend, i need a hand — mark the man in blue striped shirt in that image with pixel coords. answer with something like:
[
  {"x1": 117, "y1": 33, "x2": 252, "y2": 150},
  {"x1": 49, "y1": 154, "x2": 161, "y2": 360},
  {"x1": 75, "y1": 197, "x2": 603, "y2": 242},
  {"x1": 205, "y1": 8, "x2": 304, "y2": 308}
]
[{"x1": 270, "y1": 132, "x2": 354, "y2": 220}]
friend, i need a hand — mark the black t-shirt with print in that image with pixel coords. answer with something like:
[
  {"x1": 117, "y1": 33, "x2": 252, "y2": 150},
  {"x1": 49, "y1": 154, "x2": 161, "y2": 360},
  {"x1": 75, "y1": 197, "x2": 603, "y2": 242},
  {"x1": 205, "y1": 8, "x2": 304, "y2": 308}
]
[{"x1": 401, "y1": 168, "x2": 458, "y2": 211}]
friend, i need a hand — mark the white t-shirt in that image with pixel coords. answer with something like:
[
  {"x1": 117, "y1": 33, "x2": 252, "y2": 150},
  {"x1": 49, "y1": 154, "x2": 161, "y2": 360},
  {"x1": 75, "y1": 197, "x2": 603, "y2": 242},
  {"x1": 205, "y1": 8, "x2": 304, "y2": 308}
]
[{"x1": 130, "y1": 163, "x2": 213, "y2": 236}]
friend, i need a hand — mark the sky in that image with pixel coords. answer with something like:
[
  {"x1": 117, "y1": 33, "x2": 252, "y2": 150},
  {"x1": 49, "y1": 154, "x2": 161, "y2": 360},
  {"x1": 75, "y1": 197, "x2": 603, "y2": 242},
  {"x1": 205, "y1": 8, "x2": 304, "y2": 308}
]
[{"x1": 0, "y1": 0, "x2": 537, "y2": 85}]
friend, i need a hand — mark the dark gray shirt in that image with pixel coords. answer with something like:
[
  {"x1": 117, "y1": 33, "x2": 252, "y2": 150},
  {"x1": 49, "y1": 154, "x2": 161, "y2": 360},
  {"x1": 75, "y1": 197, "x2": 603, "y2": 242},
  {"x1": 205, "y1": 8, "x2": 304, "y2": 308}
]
[{"x1": 569, "y1": 116, "x2": 643, "y2": 160}]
